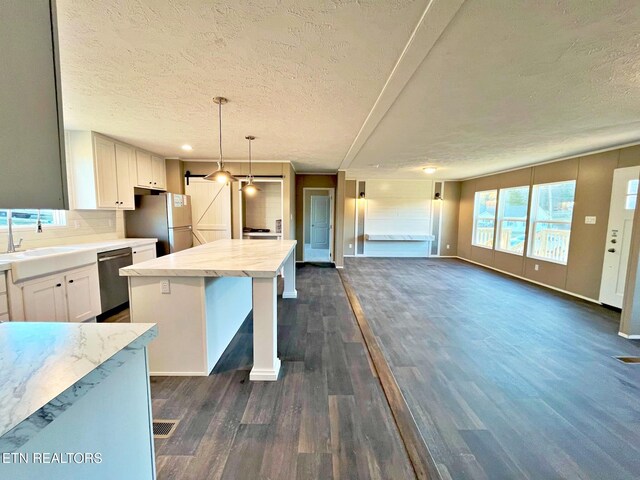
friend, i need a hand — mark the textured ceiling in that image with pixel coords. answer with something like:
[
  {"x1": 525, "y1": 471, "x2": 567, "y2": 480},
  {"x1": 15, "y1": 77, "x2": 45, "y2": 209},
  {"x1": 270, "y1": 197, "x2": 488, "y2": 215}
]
[
  {"x1": 57, "y1": 1, "x2": 640, "y2": 179},
  {"x1": 56, "y1": 0, "x2": 428, "y2": 172},
  {"x1": 346, "y1": 0, "x2": 640, "y2": 179}
]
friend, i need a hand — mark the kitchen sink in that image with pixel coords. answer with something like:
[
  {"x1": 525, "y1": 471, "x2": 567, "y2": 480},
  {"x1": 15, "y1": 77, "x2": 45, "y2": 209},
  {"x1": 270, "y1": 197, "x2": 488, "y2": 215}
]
[{"x1": 0, "y1": 247, "x2": 97, "y2": 282}]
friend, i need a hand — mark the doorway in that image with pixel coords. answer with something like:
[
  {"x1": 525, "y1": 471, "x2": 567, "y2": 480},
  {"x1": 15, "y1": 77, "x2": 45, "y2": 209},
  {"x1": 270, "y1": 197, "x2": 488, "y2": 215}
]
[
  {"x1": 303, "y1": 188, "x2": 334, "y2": 262},
  {"x1": 600, "y1": 166, "x2": 640, "y2": 308}
]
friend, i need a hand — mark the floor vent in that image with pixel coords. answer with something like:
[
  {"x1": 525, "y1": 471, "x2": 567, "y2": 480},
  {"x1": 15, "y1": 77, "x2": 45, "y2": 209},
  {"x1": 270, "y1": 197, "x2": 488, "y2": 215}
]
[
  {"x1": 153, "y1": 420, "x2": 179, "y2": 438},
  {"x1": 613, "y1": 356, "x2": 640, "y2": 364}
]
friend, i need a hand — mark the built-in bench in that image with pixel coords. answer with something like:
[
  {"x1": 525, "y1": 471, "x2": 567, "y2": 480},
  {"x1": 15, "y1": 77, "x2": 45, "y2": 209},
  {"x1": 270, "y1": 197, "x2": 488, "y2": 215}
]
[{"x1": 365, "y1": 234, "x2": 435, "y2": 241}]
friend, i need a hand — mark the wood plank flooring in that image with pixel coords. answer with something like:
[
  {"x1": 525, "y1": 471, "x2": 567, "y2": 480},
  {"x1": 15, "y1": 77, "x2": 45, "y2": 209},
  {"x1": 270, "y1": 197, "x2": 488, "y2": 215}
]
[
  {"x1": 343, "y1": 257, "x2": 640, "y2": 480},
  {"x1": 149, "y1": 265, "x2": 415, "y2": 480}
]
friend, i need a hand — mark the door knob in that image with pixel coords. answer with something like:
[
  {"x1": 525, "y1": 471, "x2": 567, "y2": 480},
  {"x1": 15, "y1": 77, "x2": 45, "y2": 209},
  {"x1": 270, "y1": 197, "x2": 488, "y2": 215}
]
[{"x1": 608, "y1": 248, "x2": 616, "y2": 253}]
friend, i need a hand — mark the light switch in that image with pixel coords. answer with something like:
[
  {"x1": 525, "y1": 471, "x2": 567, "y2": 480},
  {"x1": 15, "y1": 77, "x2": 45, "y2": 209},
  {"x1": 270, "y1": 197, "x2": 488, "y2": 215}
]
[
  {"x1": 534, "y1": 264, "x2": 539, "y2": 271},
  {"x1": 585, "y1": 216, "x2": 597, "y2": 224},
  {"x1": 161, "y1": 280, "x2": 171, "y2": 294}
]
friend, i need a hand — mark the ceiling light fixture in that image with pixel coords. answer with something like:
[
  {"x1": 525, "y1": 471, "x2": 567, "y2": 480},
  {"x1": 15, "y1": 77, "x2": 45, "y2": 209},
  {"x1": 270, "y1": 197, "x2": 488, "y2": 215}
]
[
  {"x1": 205, "y1": 97, "x2": 238, "y2": 184},
  {"x1": 423, "y1": 167, "x2": 437, "y2": 174},
  {"x1": 241, "y1": 135, "x2": 260, "y2": 196},
  {"x1": 181, "y1": 144, "x2": 193, "y2": 151}
]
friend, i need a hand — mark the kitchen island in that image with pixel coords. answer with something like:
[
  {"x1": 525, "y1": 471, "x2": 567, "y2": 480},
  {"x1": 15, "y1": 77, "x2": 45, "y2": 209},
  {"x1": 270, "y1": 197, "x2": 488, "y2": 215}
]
[
  {"x1": 121, "y1": 239, "x2": 297, "y2": 381},
  {"x1": 0, "y1": 322, "x2": 157, "y2": 480}
]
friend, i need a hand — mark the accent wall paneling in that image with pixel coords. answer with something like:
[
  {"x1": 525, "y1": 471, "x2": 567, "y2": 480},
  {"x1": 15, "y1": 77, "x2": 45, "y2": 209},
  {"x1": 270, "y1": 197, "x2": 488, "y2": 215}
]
[{"x1": 363, "y1": 180, "x2": 434, "y2": 257}]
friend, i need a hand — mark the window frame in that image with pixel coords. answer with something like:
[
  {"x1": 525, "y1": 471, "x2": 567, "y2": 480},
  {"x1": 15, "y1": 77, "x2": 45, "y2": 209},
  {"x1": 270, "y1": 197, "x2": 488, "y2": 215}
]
[
  {"x1": 526, "y1": 180, "x2": 576, "y2": 265},
  {"x1": 0, "y1": 209, "x2": 67, "y2": 231},
  {"x1": 495, "y1": 185, "x2": 530, "y2": 256},
  {"x1": 471, "y1": 189, "x2": 498, "y2": 250}
]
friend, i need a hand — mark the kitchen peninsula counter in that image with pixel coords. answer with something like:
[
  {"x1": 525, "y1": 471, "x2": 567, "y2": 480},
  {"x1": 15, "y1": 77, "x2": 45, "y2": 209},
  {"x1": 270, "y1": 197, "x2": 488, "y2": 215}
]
[
  {"x1": 0, "y1": 322, "x2": 157, "y2": 479},
  {"x1": 121, "y1": 239, "x2": 297, "y2": 381}
]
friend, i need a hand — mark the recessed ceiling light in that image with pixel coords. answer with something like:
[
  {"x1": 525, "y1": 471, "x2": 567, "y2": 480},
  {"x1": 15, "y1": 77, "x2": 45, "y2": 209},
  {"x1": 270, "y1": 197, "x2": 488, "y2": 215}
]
[
  {"x1": 181, "y1": 144, "x2": 193, "y2": 151},
  {"x1": 423, "y1": 167, "x2": 437, "y2": 174}
]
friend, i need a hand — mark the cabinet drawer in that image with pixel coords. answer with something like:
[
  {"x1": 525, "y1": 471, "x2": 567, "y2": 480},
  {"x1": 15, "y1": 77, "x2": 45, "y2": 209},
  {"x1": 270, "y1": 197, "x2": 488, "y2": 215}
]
[
  {"x1": 0, "y1": 292, "x2": 7, "y2": 315},
  {"x1": 0, "y1": 273, "x2": 6, "y2": 294}
]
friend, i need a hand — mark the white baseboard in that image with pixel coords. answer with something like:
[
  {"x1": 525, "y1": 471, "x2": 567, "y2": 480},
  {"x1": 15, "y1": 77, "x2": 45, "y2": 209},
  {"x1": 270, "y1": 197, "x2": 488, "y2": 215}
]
[
  {"x1": 618, "y1": 332, "x2": 640, "y2": 339},
  {"x1": 456, "y1": 256, "x2": 601, "y2": 304},
  {"x1": 335, "y1": 265, "x2": 344, "y2": 269},
  {"x1": 282, "y1": 290, "x2": 298, "y2": 299},
  {"x1": 150, "y1": 371, "x2": 210, "y2": 376}
]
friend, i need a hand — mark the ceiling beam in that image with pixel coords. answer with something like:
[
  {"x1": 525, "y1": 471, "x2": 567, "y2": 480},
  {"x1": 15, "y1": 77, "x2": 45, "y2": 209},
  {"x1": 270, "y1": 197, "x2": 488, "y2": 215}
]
[{"x1": 339, "y1": 0, "x2": 466, "y2": 171}]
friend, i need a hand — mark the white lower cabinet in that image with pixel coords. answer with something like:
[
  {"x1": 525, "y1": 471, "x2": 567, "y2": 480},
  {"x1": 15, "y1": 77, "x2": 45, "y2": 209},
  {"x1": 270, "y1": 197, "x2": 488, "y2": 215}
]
[
  {"x1": 65, "y1": 266, "x2": 102, "y2": 322},
  {"x1": 23, "y1": 275, "x2": 68, "y2": 322},
  {"x1": 132, "y1": 244, "x2": 156, "y2": 264},
  {"x1": 22, "y1": 265, "x2": 101, "y2": 322}
]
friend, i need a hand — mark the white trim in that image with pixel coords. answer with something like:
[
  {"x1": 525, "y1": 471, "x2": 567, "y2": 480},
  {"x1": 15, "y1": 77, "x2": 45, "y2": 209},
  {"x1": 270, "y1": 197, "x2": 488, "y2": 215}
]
[
  {"x1": 618, "y1": 332, "x2": 640, "y2": 339},
  {"x1": 149, "y1": 371, "x2": 212, "y2": 376},
  {"x1": 456, "y1": 256, "x2": 601, "y2": 304},
  {"x1": 282, "y1": 290, "x2": 298, "y2": 299},
  {"x1": 302, "y1": 187, "x2": 335, "y2": 262},
  {"x1": 335, "y1": 265, "x2": 344, "y2": 269},
  {"x1": 343, "y1": 254, "x2": 356, "y2": 257}
]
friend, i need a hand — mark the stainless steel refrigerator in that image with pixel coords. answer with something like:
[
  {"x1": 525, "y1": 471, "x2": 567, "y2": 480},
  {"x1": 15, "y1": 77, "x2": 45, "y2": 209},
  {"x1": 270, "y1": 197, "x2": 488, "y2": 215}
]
[{"x1": 125, "y1": 193, "x2": 193, "y2": 256}]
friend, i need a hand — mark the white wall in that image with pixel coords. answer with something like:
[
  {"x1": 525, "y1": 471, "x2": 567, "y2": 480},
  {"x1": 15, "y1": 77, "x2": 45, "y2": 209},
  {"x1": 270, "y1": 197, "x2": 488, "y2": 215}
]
[
  {"x1": 363, "y1": 179, "x2": 433, "y2": 257},
  {"x1": 244, "y1": 181, "x2": 282, "y2": 232},
  {"x1": 0, "y1": 210, "x2": 124, "y2": 250}
]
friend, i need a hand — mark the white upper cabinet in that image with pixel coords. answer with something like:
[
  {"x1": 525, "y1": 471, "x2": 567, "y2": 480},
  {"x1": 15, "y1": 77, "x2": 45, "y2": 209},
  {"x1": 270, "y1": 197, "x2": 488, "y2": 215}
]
[
  {"x1": 66, "y1": 131, "x2": 135, "y2": 210},
  {"x1": 136, "y1": 151, "x2": 167, "y2": 190},
  {"x1": 152, "y1": 155, "x2": 167, "y2": 190},
  {"x1": 115, "y1": 144, "x2": 135, "y2": 209},
  {"x1": 0, "y1": 0, "x2": 68, "y2": 209},
  {"x1": 136, "y1": 150, "x2": 153, "y2": 188}
]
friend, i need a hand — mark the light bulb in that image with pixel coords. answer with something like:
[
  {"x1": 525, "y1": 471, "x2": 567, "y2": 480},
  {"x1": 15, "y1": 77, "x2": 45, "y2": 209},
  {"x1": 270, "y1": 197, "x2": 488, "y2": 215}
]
[
  {"x1": 243, "y1": 183, "x2": 257, "y2": 195},
  {"x1": 215, "y1": 171, "x2": 229, "y2": 184},
  {"x1": 423, "y1": 167, "x2": 437, "y2": 174}
]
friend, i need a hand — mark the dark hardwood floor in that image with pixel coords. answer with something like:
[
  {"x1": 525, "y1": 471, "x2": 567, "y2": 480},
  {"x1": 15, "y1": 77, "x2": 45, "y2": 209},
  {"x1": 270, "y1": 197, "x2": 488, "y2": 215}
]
[
  {"x1": 343, "y1": 257, "x2": 640, "y2": 480},
  {"x1": 149, "y1": 265, "x2": 415, "y2": 480}
]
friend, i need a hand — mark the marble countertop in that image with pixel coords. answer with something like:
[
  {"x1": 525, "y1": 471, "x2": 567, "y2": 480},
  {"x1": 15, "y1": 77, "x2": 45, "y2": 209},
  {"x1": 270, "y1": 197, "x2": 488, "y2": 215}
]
[
  {"x1": 0, "y1": 322, "x2": 157, "y2": 451},
  {"x1": 67, "y1": 238, "x2": 157, "y2": 253},
  {"x1": 121, "y1": 239, "x2": 297, "y2": 278},
  {"x1": 0, "y1": 262, "x2": 10, "y2": 272}
]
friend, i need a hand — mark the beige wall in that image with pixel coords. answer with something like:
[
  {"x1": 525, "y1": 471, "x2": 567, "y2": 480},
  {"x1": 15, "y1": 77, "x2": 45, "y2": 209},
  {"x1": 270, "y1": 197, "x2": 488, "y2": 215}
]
[
  {"x1": 343, "y1": 180, "x2": 357, "y2": 256},
  {"x1": 335, "y1": 171, "x2": 346, "y2": 267},
  {"x1": 182, "y1": 161, "x2": 295, "y2": 241},
  {"x1": 457, "y1": 146, "x2": 640, "y2": 300},
  {"x1": 165, "y1": 159, "x2": 184, "y2": 194},
  {"x1": 439, "y1": 181, "x2": 461, "y2": 256},
  {"x1": 295, "y1": 174, "x2": 337, "y2": 260}
]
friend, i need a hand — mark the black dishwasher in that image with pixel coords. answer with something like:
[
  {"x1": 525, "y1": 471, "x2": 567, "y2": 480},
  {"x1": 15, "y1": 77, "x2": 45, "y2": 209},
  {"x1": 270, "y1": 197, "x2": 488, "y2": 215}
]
[{"x1": 97, "y1": 247, "x2": 133, "y2": 320}]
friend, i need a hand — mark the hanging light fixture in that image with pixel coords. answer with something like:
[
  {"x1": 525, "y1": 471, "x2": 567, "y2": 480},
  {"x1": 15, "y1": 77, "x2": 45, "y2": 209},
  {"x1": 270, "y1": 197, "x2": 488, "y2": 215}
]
[
  {"x1": 205, "y1": 97, "x2": 238, "y2": 184},
  {"x1": 241, "y1": 135, "x2": 260, "y2": 196}
]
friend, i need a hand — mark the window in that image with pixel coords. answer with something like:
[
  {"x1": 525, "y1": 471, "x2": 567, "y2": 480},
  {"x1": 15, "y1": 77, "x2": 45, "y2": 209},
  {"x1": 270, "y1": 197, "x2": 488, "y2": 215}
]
[
  {"x1": 626, "y1": 179, "x2": 638, "y2": 210},
  {"x1": 0, "y1": 209, "x2": 66, "y2": 229},
  {"x1": 472, "y1": 190, "x2": 497, "y2": 248},
  {"x1": 527, "y1": 180, "x2": 576, "y2": 264},
  {"x1": 496, "y1": 186, "x2": 529, "y2": 255}
]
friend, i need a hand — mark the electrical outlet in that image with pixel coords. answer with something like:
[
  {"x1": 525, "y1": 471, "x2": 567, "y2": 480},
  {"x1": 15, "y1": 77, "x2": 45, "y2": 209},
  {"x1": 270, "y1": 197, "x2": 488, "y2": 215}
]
[
  {"x1": 585, "y1": 216, "x2": 597, "y2": 224},
  {"x1": 446, "y1": 244, "x2": 450, "y2": 249},
  {"x1": 161, "y1": 280, "x2": 171, "y2": 294},
  {"x1": 348, "y1": 243, "x2": 353, "y2": 249},
  {"x1": 534, "y1": 264, "x2": 539, "y2": 271}
]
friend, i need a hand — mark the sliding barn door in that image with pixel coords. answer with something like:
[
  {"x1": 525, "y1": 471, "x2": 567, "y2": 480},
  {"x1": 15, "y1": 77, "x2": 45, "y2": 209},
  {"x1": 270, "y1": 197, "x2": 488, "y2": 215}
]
[{"x1": 185, "y1": 178, "x2": 231, "y2": 245}]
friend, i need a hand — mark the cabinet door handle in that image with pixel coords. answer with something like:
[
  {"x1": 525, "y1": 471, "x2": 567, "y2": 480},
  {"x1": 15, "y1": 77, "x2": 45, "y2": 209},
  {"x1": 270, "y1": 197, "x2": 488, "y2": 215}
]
[
  {"x1": 55, "y1": 283, "x2": 62, "y2": 287},
  {"x1": 608, "y1": 248, "x2": 616, "y2": 253},
  {"x1": 68, "y1": 279, "x2": 74, "y2": 284}
]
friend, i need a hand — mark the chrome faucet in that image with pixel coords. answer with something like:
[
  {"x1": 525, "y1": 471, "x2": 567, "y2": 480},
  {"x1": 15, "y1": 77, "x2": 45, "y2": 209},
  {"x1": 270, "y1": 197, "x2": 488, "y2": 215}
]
[{"x1": 6, "y1": 210, "x2": 23, "y2": 253}]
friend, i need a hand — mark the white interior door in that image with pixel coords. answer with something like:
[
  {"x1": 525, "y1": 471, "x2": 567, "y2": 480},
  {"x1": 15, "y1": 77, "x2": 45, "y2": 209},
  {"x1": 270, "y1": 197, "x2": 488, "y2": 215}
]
[
  {"x1": 600, "y1": 166, "x2": 640, "y2": 308},
  {"x1": 185, "y1": 178, "x2": 231, "y2": 245},
  {"x1": 311, "y1": 195, "x2": 330, "y2": 249}
]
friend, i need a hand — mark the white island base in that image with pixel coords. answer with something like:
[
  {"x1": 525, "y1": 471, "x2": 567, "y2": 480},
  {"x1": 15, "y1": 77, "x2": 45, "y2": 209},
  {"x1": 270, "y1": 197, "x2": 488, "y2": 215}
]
[{"x1": 125, "y1": 240, "x2": 297, "y2": 381}]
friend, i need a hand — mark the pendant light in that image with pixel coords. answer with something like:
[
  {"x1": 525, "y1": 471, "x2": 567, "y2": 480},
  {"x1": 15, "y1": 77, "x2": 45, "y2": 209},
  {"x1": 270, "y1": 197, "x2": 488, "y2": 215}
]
[
  {"x1": 241, "y1": 135, "x2": 260, "y2": 196},
  {"x1": 204, "y1": 97, "x2": 238, "y2": 184}
]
